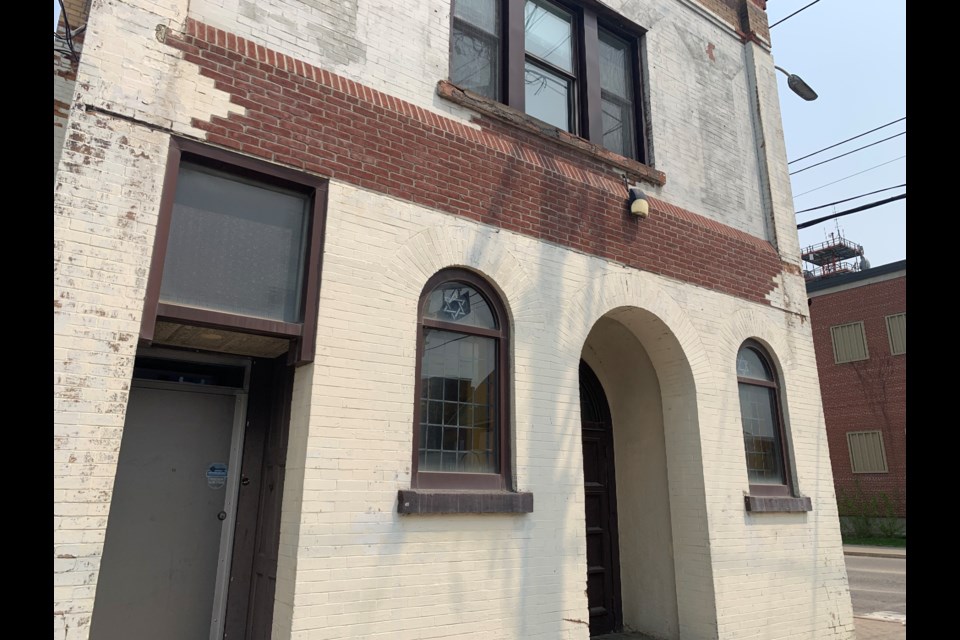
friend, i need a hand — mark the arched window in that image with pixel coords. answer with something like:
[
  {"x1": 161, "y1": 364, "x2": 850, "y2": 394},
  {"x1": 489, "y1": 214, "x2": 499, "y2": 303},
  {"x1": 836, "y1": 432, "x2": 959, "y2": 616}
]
[
  {"x1": 737, "y1": 341, "x2": 793, "y2": 496},
  {"x1": 412, "y1": 269, "x2": 510, "y2": 490}
]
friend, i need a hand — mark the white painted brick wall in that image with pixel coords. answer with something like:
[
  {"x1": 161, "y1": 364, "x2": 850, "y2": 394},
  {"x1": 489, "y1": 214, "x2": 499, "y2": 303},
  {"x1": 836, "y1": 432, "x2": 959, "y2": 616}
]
[
  {"x1": 54, "y1": 105, "x2": 170, "y2": 639},
  {"x1": 54, "y1": 54, "x2": 77, "y2": 176},
  {"x1": 267, "y1": 180, "x2": 853, "y2": 640},
  {"x1": 54, "y1": 1, "x2": 851, "y2": 639}
]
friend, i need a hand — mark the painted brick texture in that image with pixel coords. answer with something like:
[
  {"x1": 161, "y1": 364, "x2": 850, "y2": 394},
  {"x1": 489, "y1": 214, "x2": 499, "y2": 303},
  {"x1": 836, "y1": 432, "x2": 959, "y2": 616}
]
[
  {"x1": 52, "y1": 1, "x2": 853, "y2": 639},
  {"x1": 54, "y1": 0, "x2": 92, "y2": 176},
  {"x1": 271, "y1": 182, "x2": 852, "y2": 640},
  {"x1": 808, "y1": 273, "x2": 907, "y2": 518}
]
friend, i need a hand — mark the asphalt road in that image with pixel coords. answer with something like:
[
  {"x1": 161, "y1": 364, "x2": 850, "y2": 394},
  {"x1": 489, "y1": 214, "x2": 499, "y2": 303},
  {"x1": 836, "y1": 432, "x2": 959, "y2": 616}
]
[{"x1": 846, "y1": 555, "x2": 906, "y2": 619}]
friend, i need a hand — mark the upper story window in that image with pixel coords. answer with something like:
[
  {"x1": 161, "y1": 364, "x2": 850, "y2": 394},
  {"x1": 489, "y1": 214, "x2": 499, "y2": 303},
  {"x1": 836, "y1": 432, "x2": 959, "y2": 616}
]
[
  {"x1": 140, "y1": 138, "x2": 327, "y2": 365},
  {"x1": 737, "y1": 342, "x2": 794, "y2": 497},
  {"x1": 412, "y1": 269, "x2": 511, "y2": 490},
  {"x1": 450, "y1": 0, "x2": 647, "y2": 162},
  {"x1": 830, "y1": 321, "x2": 869, "y2": 364},
  {"x1": 885, "y1": 313, "x2": 906, "y2": 355}
]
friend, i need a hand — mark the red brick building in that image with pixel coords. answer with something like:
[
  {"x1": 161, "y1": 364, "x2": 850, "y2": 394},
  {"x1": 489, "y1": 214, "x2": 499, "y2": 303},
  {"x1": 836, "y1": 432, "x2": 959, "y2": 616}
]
[{"x1": 807, "y1": 260, "x2": 906, "y2": 527}]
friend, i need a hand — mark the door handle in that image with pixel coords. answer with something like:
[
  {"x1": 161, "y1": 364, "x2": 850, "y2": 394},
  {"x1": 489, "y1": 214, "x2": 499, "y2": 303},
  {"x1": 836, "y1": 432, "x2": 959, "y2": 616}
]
[{"x1": 217, "y1": 510, "x2": 227, "y2": 521}]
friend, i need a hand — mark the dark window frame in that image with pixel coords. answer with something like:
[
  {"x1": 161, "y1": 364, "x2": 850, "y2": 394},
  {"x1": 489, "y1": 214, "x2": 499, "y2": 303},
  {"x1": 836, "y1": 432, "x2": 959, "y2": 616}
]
[
  {"x1": 449, "y1": 0, "x2": 648, "y2": 162},
  {"x1": 411, "y1": 269, "x2": 512, "y2": 491},
  {"x1": 140, "y1": 137, "x2": 328, "y2": 366},
  {"x1": 737, "y1": 340, "x2": 795, "y2": 498}
]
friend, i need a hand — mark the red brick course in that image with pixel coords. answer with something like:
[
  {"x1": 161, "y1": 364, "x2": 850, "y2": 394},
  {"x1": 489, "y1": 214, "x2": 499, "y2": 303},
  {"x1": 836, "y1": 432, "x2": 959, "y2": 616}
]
[
  {"x1": 165, "y1": 19, "x2": 791, "y2": 306},
  {"x1": 808, "y1": 274, "x2": 906, "y2": 517}
]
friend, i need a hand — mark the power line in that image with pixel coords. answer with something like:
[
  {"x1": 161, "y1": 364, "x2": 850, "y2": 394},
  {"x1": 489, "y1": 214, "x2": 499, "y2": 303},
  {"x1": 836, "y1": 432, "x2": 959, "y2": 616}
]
[
  {"x1": 770, "y1": 0, "x2": 822, "y2": 29},
  {"x1": 794, "y1": 184, "x2": 906, "y2": 214},
  {"x1": 788, "y1": 117, "x2": 905, "y2": 165},
  {"x1": 797, "y1": 194, "x2": 905, "y2": 229},
  {"x1": 793, "y1": 156, "x2": 905, "y2": 198},
  {"x1": 789, "y1": 131, "x2": 906, "y2": 175}
]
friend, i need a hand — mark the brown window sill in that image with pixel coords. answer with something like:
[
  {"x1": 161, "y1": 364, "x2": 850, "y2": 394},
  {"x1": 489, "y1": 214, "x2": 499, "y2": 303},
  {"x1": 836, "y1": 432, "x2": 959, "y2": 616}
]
[
  {"x1": 397, "y1": 489, "x2": 533, "y2": 514},
  {"x1": 744, "y1": 495, "x2": 813, "y2": 513},
  {"x1": 436, "y1": 80, "x2": 666, "y2": 189}
]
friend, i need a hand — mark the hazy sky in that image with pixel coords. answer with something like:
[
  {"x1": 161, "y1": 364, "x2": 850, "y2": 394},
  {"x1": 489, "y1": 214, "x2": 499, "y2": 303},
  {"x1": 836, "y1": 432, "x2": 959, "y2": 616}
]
[
  {"x1": 55, "y1": 1, "x2": 906, "y2": 267},
  {"x1": 767, "y1": 0, "x2": 906, "y2": 268}
]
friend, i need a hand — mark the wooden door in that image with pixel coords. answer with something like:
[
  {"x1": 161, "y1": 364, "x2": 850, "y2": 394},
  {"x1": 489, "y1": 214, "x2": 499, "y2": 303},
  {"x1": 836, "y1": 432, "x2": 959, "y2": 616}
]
[{"x1": 580, "y1": 361, "x2": 623, "y2": 636}]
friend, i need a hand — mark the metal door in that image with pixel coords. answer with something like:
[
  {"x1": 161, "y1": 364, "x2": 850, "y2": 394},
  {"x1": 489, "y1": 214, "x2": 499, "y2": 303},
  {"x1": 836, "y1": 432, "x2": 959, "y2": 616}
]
[{"x1": 90, "y1": 378, "x2": 247, "y2": 640}]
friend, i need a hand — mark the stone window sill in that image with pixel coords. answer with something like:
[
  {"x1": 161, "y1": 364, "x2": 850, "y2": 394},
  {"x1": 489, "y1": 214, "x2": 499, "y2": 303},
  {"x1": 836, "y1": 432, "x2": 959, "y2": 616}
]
[
  {"x1": 745, "y1": 495, "x2": 813, "y2": 513},
  {"x1": 436, "y1": 80, "x2": 666, "y2": 189},
  {"x1": 398, "y1": 489, "x2": 533, "y2": 515}
]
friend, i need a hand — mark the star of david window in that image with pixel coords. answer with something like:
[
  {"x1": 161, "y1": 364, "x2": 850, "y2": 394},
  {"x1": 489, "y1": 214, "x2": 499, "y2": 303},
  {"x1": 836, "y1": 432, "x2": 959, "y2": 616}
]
[{"x1": 412, "y1": 269, "x2": 512, "y2": 490}]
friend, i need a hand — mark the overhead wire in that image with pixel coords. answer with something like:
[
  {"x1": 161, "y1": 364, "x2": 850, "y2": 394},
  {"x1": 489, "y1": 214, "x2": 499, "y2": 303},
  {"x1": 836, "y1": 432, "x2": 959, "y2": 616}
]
[
  {"x1": 792, "y1": 156, "x2": 905, "y2": 198},
  {"x1": 788, "y1": 117, "x2": 905, "y2": 165},
  {"x1": 769, "y1": 0, "x2": 822, "y2": 29},
  {"x1": 794, "y1": 184, "x2": 905, "y2": 214},
  {"x1": 789, "y1": 131, "x2": 905, "y2": 175},
  {"x1": 796, "y1": 194, "x2": 905, "y2": 229}
]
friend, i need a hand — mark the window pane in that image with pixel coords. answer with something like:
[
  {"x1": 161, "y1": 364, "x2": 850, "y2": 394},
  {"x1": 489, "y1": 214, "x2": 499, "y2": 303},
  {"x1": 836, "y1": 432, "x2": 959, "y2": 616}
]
[
  {"x1": 599, "y1": 28, "x2": 631, "y2": 99},
  {"x1": 525, "y1": 61, "x2": 571, "y2": 131},
  {"x1": 423, "y1": 283, "x2": 497, "y2": 328},
  {"x1": 736, "y1": 347, "x2": 773, "y2": 381},
  {"x1": 739, "y1": 383, "x2": 785, "y2": 485},
  {"x1": 419, "y1": 328, "x2": 498, "y2": 474},
  {"x1": 159, "y1": 163, "x2": 309, "y2": 322},
  {"x1": 451, "y1": 23, "x2": 500, "y2": 99},
  {"x1": 454, "y1": 0, "x2": 498, "y2": 34},
  {"x1": 601, "y1": 95, "x2": 635, "y2": 159},
  {"x1": 524, "y1": 0, "x2": 574, "y2": 73}
]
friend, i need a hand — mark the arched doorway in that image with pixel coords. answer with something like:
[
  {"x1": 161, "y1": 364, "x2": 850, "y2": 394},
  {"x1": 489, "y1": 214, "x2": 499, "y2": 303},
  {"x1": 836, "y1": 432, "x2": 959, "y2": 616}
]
[{"x1": 580, "y1": 360, "x2": 623, "y2": 636}]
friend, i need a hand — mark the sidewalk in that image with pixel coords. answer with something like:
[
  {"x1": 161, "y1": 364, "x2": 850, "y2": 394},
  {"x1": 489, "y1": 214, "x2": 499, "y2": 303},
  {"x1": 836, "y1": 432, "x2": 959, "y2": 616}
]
[
  {"x1": 845, "y1": 545, "x2": 906, "y2": 639},
  {"x1": 854, "y1": 616, "x2": 905, "y2": 640},
  {"x1": 843, "y1": 544, "x2": 906, "y2": 559}
]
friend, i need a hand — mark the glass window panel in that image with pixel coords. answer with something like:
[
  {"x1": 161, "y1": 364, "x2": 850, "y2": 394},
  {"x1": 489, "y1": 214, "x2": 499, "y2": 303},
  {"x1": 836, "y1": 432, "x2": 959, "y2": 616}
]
[
  {"x1": 599, "y1": 28, "x2": 631, "y2": 99},
  {"x1": 524, "y1": 0, "x2": 574, "y2": 73},
  {"x1": 525, "y1": 61, "x2": 572, "y2": 131},
  {"x1": 451, "y1": 26, "x2": 500, "y2": 100},
  {"x1": 455, "y1": 0, "x2": 498, "y2": 34},
  {"x1": 427, "y1": 425, "x2": 443, "y2": 449},
  {"x1": 419, "y1": 328, "x2": 497, "y2": 473},
  {"x1": 159, "y1": 163, "x2": 309, "y2": 322},
  {"x1": 428, "y1": 400, "x2": 443, "y2": 425},
  {"x1": 443, "y1": 402, "x2": 459, "y2": 426},
  {"x1": 442, "y1": 451, "x2": 459, "y2": 471},
  {"x1": 601, "y1": 96, "x2": 635, "y2": 159},
  {"x1": 737, "y1": 347, "x2": 773, "y2": 381},
  {"x1": 739, "y1": 383, "x2": 785, "y2": 485},
  {"x1": 428, "y1": 377, "x2": 444, "y2": 400},
  {"x1": 424, "y1": 283, "x2": 497, "y2": 328},
  {"x1": 444, "y1": 378, "x2": 459, "y2": 401}
]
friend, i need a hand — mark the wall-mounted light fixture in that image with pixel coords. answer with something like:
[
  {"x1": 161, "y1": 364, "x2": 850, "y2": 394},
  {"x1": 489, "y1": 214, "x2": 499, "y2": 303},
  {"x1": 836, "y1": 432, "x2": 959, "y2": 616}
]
[
  {"x1": 774, "y1": 65, "x2": 818, "y2": 101},
  {"x1": 628, "y1": 187, "x2": 649, "y2": 218}
]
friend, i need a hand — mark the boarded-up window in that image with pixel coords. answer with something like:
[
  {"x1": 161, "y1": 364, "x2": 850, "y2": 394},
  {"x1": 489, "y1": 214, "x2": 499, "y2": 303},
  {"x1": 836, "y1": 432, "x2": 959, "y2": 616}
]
[
  {"x1": 886, "y1": 313, "x2": 906, "y2": 355},
  {"x1": 847, "y1": 431, "x2": 888, "y2": 473},
  {"x1": 831, "y1": 322, "x2": 869, "y2": 363}
]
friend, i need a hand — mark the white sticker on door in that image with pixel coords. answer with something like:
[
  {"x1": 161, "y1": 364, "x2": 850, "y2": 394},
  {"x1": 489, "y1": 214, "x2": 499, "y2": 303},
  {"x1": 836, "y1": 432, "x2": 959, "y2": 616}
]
[{"x1": 206, "y1": 463, "x2": 228, "y2": 489}]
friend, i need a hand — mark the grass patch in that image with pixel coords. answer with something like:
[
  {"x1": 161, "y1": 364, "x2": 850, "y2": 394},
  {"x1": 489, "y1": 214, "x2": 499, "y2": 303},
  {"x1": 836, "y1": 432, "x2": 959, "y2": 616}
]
[{"x1": 842, "y1": 535, "x2": 906, "y2": 548}]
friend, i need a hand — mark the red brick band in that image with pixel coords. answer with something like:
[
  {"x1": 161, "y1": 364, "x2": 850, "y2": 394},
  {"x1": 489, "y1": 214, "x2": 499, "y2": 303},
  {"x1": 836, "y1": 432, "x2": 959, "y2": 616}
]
[{"x1": 166, "y1": 19, "x2": 786, "y2": 305}]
